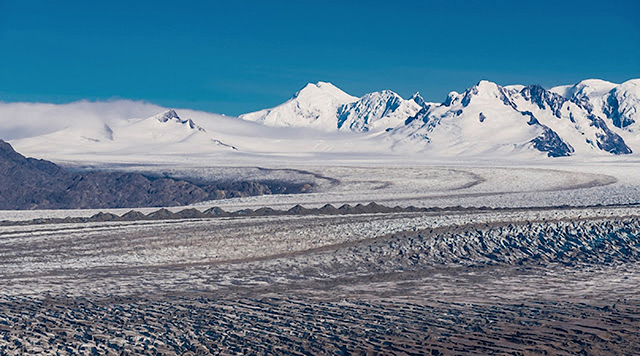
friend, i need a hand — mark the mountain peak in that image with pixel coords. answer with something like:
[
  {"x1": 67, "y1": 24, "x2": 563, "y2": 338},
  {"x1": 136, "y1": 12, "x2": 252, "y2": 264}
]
[
  {"x1": 337, "y1": 89, "x2": 421, "y2": 131},
  {"x1": 576, "y1": 79, "x2": 616, "y2": 87},
  {"x1": 314, "y1": 81, "x2": 335, "y2": 88},
  {"x1": 476, "y1": 80, "x2": 501, "y2": 91},
  {"x1": 459, "y1": 80, "x2": 509, "y2": 107},
  {"x1": 362, "y1": 90, "x2": 402, "y2": 100},
  {"x1": 605, "y1": 79, "x2": 640, "y2": 129},
  {"x1": 296, "y1": 81, "x2": 339, "y2": 95},
  {"x1": 148, "y1": 109, "x2": 206, "y2": 132},
  {"x1": 410, "y1": 92, "x2": 426, "y2": 107},
  {"x1": 443, "y1": 91, "x2": 459, "y2": 106},
  {"x1": 462, "y1": 80, "x2": 503, "y2": 99},
  {"x1": 291, "y1": 82, "x2": 357, "y2": 104},
  {"x1": 155, "y1": 109, "x2": 180, "y2": 123},
  {"x1": 302, "y1": 81, "x2": 334, "y2": 90},
  {"x1": 619, "y1": 79, "x2": 640, "y2": 90},
  {"x1": 0, "y1": 139, "x2": 22, "y2": 162},
  {"x1": 239, "y1": 82, "x2": 357, "y2": 129},
  {"x1": 569, "y1": 79, "x2": 617, "y2": 99}
]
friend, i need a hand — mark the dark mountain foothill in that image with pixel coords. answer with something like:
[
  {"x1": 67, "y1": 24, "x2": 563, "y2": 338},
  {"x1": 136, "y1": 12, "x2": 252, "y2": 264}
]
[{"x1": 0, "y1": 140, "x2": 311, "y2": 210}]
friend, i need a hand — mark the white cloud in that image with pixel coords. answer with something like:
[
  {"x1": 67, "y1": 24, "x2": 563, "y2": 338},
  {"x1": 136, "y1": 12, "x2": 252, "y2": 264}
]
[{"x1": 0, "y1": 100, "x2": 165, "y2": 140}]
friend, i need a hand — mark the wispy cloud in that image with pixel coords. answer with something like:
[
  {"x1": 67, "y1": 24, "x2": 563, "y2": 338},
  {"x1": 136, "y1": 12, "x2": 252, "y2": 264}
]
[{"x1": 0, "y1": 100, "x2": 165, "y2": 140}]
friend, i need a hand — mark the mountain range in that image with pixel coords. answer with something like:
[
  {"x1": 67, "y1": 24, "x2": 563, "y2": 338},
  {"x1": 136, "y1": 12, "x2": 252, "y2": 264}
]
[
  {"x1": 240, "y1": 79, "x2": 640, "y2": 157},
  {"x1": 1, "y1": 78, "x2": 639, "y2": 162}
]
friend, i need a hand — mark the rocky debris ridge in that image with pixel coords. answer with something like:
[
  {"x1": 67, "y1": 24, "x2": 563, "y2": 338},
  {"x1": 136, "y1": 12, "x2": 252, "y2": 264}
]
[
  {"x1": 6, "y1": 201, "x2": 637, "y2": 226},
  {"x1": 0, "y1": 140, "x2": 310, "y2": 210},
  {"x1": 0, "y1": 202, "x2": 458, "y2": 225}
]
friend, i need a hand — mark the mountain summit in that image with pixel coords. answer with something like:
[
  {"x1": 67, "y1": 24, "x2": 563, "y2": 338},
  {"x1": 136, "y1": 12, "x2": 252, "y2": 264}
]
[
  {"x1": 238, "y1": 82, "x2": 358, "y2": 130},
  {"x1": 153, "y1": 109, "x2": 205, "y2": 131}
]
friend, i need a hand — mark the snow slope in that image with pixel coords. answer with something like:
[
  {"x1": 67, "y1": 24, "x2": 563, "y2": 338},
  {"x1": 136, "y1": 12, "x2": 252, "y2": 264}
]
[
  {"x1": 2, "y1": 101, "x2": 393, "y2": 164},
  {"x1": 12, "y1": 108, "x2": 237, "y2": 158}
]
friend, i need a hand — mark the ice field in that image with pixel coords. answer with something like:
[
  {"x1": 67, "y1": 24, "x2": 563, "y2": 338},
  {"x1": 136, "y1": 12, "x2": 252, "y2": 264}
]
[{"x1": 2, "y1": 137, "x2": 640, "y2": 354}]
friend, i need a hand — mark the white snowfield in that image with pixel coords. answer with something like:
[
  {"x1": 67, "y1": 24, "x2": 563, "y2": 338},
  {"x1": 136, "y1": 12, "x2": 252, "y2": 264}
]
[{"x1": 3, "y1": 81, "x2": 640, "y2": 356}]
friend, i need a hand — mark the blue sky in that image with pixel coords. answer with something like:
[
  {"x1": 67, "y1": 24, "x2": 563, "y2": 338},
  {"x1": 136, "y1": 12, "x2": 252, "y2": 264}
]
[{"x1": 1, "y1": 0, "x2": 639, "y2": 116}]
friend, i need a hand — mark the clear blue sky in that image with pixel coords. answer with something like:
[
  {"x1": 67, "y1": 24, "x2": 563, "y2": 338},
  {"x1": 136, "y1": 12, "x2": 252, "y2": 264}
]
[{"x1": 1, "y1": 0, "x2": 639, "y2": 116}]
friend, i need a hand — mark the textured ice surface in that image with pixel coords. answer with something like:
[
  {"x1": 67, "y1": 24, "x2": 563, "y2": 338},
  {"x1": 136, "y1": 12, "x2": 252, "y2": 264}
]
[
  {"x1": 1, "y1": 198, "x2": 640, "y2": 354},
  {"x1": 1, "y1": 162, "x2": 638, "y2": 221},
  {"x1": 2, "y1": 206, "x2": 640, "y2": 297}
]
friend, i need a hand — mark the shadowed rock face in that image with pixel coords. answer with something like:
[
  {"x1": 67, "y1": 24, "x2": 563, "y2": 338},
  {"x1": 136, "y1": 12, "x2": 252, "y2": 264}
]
[
  {"x1": 521, "y1": 111, "x2": 574, "y2": 157},
  {"x1": 521, "y1": 84, "x2": 565, "y2": 118},
  {"x1": 587, "y1": 115, "x2": 633, "y2": 154},
  {"x1": 0, "y1": 140, "x2": 309, "y2": 210}
]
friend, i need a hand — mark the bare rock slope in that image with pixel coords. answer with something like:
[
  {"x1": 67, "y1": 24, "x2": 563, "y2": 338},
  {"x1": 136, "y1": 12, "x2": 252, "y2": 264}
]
[{"x1": 0, "y1": 140, "x2": 304, "y2": 209}]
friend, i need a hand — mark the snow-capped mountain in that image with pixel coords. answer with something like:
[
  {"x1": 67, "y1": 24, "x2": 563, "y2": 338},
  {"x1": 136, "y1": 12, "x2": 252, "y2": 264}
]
[
  {"x1": 239, "y1": 83, "x2": 432, "y2": 133},
  {"x1": 239, "y1": 79, "x2": 640, "y2": 157},
  {"x1": 603, "y1": 80, "x2": 640, "y2": 130},
  {"x1": 513, "y1": 82, "x2": 631, "y2": 156},
  {"x1": 154, "y1": 109, "x2": 205, "y2": 131},
  {"x1": 552, "y1": 79, "x2": 640, "y2": 142},
  {"x1": 392, "y1": 80, "x2": 633, "y2": 157},
  {"x1": 238, "y1": 82, "x2": 358, "y2": 131},
  {"x1": 392, "y1": 81, "x2": 576, "y2": 157},
  {"x1": 115, "y1": 109, "x2": 213, "y2": 145}
]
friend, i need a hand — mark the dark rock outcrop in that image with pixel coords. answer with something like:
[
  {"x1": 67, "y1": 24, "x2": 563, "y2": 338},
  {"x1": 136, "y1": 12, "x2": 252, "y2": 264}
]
[
  {"x1": 521, "y1": 111, "x2": 574, "y2": 157},
  {"x1": 587, "y1": 115, "x2": 633, "y2": 154},
  {"x1": 603, "y1": 92, "x2": 636, "y2": 129},
  {"x1": 520, "y1": 85, "x2": 565, "y2": 118},
  {"x1": 0, "y1": 140, "x2": 310, "y2": 210}
]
